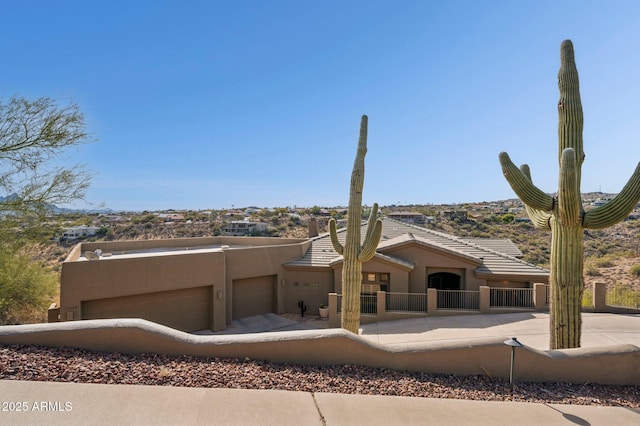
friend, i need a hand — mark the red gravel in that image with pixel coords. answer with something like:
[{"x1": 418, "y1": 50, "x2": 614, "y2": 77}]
[{"x1": 1, "y1": 344, "x2": 638, "y2": 408}]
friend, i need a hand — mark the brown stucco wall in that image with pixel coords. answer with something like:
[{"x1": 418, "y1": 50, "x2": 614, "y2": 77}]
[
  {"x1": 1, "y1": 320, "x2": 637, "y2": 386},
  {"x1": 281, "y1": 269, "x2": 334, "y2": 316},
  {"x1": 222, "y1": 242, "x2": 310, "y2": 324},
  {"x1": 60, "y1": 238, "x2": 311, "y2": 331},
  {"x1": 380, "y1": 245, "x2": 485, "y2": 292},
  {"x1": 332, "y1": 258, "x2": 411, "y2": 294},
  {"x1": 60, "y1": 250, "x2": 227, "y2": 331}
]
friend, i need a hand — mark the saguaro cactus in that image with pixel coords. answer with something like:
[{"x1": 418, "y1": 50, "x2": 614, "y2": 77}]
[
  {"x1": 329, "y1": 115, "x2": 382, "y2": 334},
  {"x1": 499, "y1": 40, "x2": 640, "y2": 349}
]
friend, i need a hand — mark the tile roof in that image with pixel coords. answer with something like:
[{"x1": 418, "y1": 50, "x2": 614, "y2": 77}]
[
  {"x1": 284, "y1": 217, "x2": 548, "y2": 281},
  {"x1": 460, "y1": 238, "x2": 523, "y2": 258}
]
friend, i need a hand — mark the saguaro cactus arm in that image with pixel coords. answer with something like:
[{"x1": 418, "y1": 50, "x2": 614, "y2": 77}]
[
  {"x1": 583, "y1": 162, "x2": 640, "y2": 229},
  {"x1": 499, "y1": 152, "x2": 555, "y2": 211},
  {"x1": 358, "y1": 203, "x2": 382, "y2": 262},
  {"x1": 328, "y1": 218, "x2": 344, "y2": 255},
  {"x1": 519, "y1": 164, "x2": 552, "y2": 229}
]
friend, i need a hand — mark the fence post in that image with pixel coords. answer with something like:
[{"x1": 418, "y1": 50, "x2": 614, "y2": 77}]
[
  {"x1": 328, "y1": 293, "x2": 340, "y2": 328},
  {"x1": 593, "y1": 282, "x2": 607, "y2": 312},
  {"x1": 427, "y1": 288, "x2": 438, "y2": 315},
  {"x1": 533, "y1": 283, "x2": 547, "y2": 311},
  {"x1": 479, "y1": 286, "x2": 490, "y2": 313}
]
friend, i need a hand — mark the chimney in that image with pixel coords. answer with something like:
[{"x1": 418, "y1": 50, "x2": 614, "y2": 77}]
[{"x1": 308, "y1": 217, "x2": 318, "y2": 238}]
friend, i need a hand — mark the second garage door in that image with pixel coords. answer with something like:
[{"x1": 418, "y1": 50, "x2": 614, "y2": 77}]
[{"x1": 232, "y1": 275, "x2": 276, "y2": 320}]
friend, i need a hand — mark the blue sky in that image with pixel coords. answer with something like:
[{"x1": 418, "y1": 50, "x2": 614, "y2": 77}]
[{"x1": 1, "y1": 1, "x2": 639, "y2": 211}]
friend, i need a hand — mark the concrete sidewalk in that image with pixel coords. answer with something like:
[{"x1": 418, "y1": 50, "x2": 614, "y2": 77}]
[{"x1": 1, "y1": 380, "x2": 638, "y2": 425}]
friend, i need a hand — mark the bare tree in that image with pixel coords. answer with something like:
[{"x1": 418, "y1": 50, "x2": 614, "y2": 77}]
[{"x1": 0, "y1": 96, "x2": 92, "y2": 216}]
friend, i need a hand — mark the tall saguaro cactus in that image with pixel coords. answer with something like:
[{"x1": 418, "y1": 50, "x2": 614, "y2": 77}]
[
  {"x1": 329, "y1": 115, "x2": 382, "y2": 334},
  {"x1": 499, "y1": 40, "x2": 640, "y2": 349}
]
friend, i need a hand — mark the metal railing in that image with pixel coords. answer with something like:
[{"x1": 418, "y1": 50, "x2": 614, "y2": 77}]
[
  {"x1": 436, "y1": 290, "x2": 479, "y2": 310},
  {"x1": 490, "y1": 288, "x2": 534, "y2": 308},
  {"x1": 606, "y1": 285, "x2": 640, "y2": 309},
  {"x1": 386, "y1": 292, "x2": 427, "y2": 313},
  {"x1": 336, "y1": 294, "x2": 377, "y2": 314},
  {"x1": 545, "y1": 285, "x2": 550, "y2": 305}
]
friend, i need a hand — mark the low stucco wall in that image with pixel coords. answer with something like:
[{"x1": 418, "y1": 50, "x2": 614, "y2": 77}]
[{"x1": 1, "y1": 320, "x2": 638, "y2": 386}]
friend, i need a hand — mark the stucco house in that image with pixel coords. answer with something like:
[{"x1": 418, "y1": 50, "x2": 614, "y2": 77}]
[{"x1": 55, "y1": 217, "x2": 548, "y2": 332}]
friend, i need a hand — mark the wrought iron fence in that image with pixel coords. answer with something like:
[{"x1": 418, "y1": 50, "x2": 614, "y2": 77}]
[
  {"x1": 386, "y1": 292, "x2": 427, "y2": 313},
  {"x1": 336, "y1": 294, "x2": 377, "y2": 314},
  {"x1": 436, "y1": 290, "x2": 479, "y2": 310},
  {"x1": 490, "y1": 288, "x2": 534, "y2": 308},
  {"x1": 606, "y1": 285, "x2": 640, "y2": 309}
]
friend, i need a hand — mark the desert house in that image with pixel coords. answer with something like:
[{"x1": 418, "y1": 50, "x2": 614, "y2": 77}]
[{"x1": 55, "y1": 217, "x2": 549, "y2": 332}]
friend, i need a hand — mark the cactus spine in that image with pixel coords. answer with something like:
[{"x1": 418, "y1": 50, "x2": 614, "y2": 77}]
[
  {"x1": 329, "y1": 115, "x2": 382, "y2": 334},
  {"x1": 499, "y1": 40, "x2": 640, "y2": 349}
]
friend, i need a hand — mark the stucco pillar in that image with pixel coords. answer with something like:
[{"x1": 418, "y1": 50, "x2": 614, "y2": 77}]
[
  {"x1": 427, "y1": 288, "x2": 438, "y2": 315},
  {"x1": 593, "y1": 282, "x2": 607, "y2": 312},
  {"x1": 533, "y1": 283, "x2": 547, "y2": 311},
  {"x1": 377, "y1": 291, "x2": 386, "y2": 321},
  {"x1": 479, "y1": 286, "x2": 490, "y2": 313},
  {"x1": 328, "y1": 293, "x2": 340, "y2": 328},
  {"x1": 213, "y1": 284, "x2": 227, "y2": 332},
  {"x1": 47, "y1": 304, "x2": 60, "y2": 323}
]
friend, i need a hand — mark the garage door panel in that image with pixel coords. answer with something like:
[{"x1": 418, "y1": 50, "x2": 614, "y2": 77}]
[
  {"x1": 82, "y1": 286, "x2": 212, "y2": 332},
  {"x1": 232, "y1": 276, "x2": 275, "y2": 320}
]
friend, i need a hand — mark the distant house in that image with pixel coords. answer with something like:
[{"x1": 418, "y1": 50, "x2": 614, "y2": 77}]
[
  {"x1": 387, "y1": 212, "x2": 426, "y2": 225},
  {"x1": 98, "y1": 214, "x2": 123, "y2": 222},
  {"x1": 222, "y1": 220, "x2": 268, "y2": 236},
  {"x1": 157, "y1": 213, "x2": 185, "y2": 221},
  {"x1": 442, "y1": 210, "x2": 468, "y2": 220},
  {"x1": 62, "y1": 225, "x2": 101, "y2": 240}
]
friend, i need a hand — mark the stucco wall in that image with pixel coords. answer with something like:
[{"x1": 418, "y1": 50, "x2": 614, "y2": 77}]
[
  {"x1": 223, "y1": 243, "x2": 309, "y2": 324},
  {"x1": 60, "y1": 238, "x2": 311, "y2": 331},
  {"x1": 332, "y1": 258, "x2": 411, "y2": 294},
  {"x1": 281, "y1": 269, "x2": 334, "y2": 315},
  {"x1": 1, "y1": 320, "x2": 637, "y2": 386},
  {"x1": 381, "y1": 245, "x2": 484, "y2": 292},
  {"x1": 60, "y1": 251, "x2": 227, "y2": 330}
]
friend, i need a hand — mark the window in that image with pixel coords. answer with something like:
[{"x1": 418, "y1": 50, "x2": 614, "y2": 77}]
[{"x1": 361, "y1": 272, "x2": 390, "y2": 294}]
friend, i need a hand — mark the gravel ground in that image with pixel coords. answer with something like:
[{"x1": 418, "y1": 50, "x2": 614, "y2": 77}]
[{"x1": 1, "y1": 344, "x2": 638, "y2": 408}]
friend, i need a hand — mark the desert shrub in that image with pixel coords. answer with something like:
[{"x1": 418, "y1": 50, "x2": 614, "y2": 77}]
[
  {"x1": 0, "y1": 245, "x2": 58, "y2": 325},
  {"x1": 584, "y1": 263, "x2": 602, "y2": 276},
  {"x1": 592, "y1": 254, "x2": 617, "y2": 268},
  {"x1": 630, "y1": 264, "x2": 640, "y2": 277},
  {"x1": 581, "y1": 287, "x2": 593, "y2": 308},
  {"x1": 501, "y1": 213, "x2": 515, "y2": 224}
]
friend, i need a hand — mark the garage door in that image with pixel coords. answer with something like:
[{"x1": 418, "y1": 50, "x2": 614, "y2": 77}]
[
  {"x1": 232, "y1": 276, "x2": 275, "y2": 320},
  {"x1": 81, "y1": 286, "x2": 212, "y2": 332}
]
